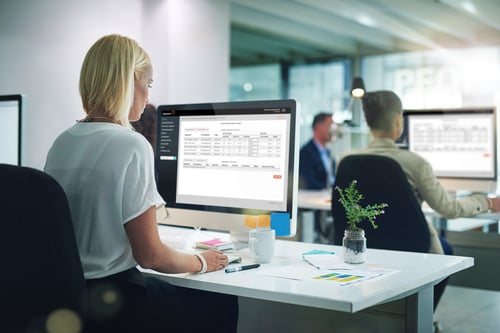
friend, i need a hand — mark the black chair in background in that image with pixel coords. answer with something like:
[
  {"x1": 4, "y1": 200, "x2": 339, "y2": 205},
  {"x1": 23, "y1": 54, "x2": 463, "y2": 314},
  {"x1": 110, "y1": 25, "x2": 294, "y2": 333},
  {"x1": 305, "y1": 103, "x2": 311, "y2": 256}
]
[
  {"x1": 331, "y1": 154, "x2": 454, "y2": 312},
  {"x1": 331, "y1": 154, "x2": 431, "y2": 253},
  {"x1": 0, "y1": 164, "x2": 86, "y2": 332}
]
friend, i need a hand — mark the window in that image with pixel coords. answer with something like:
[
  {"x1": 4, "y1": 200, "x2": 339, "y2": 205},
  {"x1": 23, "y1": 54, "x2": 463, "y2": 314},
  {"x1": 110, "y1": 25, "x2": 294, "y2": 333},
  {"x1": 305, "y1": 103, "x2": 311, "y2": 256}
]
[
  {"x1": 288, "y1": 61, "x2": 348, "y2": 146},
  {"x1": 230, "y1": 64, "x2": 281, "y2": 101},
  {"x1": 363, "y1": 47, "x2": 500, "y2": 109}
]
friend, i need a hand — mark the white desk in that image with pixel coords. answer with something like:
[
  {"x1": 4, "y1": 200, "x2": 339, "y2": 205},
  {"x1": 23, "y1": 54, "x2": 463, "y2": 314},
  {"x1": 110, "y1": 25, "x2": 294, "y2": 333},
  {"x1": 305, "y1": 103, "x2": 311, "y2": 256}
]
[
  {"x1": 297, "y1": 189, "x2": 331, "y2": 211},
  {"x1": 299, "y1": 189, "x2": 500, "y2": 233},
  {"x1": 297, "y1": 189, "x2": 331, "y2": 242},
  {"x1": 421, "y1": 202, "x2": 500, "y2": 233},
  {"x1": 143, "y1": 225, "x2": 473, "y2": 333}
]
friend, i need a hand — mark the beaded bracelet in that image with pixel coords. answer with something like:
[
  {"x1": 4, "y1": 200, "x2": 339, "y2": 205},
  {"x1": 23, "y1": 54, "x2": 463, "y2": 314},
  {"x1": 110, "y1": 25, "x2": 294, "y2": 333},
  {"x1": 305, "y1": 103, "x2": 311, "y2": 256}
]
[{"x1": 194, "y1": 253, "x2": 207, "y2": 274}]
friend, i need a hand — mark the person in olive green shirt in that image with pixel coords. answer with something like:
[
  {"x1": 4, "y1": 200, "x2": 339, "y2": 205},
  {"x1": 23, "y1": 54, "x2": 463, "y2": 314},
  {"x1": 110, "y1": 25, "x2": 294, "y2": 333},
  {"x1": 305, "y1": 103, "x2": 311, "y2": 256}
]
[
  {"x1": 339, "y1": 90, "x2": 500, "y2": 254},
  {"x1": 338, "y1": 90, "x2": 500, "y2": 326}
]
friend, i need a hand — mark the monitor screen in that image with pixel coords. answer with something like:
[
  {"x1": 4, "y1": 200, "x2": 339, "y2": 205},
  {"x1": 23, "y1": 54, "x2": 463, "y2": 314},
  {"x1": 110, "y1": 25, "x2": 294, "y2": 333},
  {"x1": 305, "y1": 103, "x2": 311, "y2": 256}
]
[
  {"x1": 0, "y1": 94, "x2": 23, "y2": 166},
  {"x1": 403, "y1": 107, "x2": 497, "y2": 193},
  {"x1": 155, "y1": 99, "x2": 299, "y2": 240}
]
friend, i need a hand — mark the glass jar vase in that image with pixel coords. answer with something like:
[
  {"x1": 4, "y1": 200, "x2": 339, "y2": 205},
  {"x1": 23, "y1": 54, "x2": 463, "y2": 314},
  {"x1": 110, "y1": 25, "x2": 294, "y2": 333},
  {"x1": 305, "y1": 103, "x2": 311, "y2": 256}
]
[{"x1": 342, "y1": 228, "x2": 366, "y2": 264}]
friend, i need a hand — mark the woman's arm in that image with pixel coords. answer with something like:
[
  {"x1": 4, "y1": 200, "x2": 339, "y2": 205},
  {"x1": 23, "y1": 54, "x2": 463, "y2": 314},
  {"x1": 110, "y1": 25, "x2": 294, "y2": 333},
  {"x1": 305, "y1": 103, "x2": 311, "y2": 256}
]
[{"x1": 124, "y1": 206, "x2": 228, "y2": 273}]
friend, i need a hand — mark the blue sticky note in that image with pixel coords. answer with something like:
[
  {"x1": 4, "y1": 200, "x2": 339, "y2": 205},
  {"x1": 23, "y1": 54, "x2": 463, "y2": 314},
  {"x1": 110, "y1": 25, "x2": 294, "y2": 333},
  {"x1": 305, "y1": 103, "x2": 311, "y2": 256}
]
[
  {"x1": 302, "y1": 249, "x2": 335, "y2": 256},
  {"x1": 270, "y1": 212, "x2": 290, "y2": 236}
]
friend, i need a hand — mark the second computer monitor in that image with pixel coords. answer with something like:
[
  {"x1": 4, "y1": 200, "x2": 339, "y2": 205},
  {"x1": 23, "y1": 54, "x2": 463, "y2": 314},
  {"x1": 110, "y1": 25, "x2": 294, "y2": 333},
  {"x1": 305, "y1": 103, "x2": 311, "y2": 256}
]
[
  {"x1": 155, "y1": 99, "x2": 299, "y2": 239},
  {"x1": 0, "y1": 94, "x2": 23, "y2": 166},
  {"x1": 404, "y1": 107, "x2": 497, "y2": 193}
]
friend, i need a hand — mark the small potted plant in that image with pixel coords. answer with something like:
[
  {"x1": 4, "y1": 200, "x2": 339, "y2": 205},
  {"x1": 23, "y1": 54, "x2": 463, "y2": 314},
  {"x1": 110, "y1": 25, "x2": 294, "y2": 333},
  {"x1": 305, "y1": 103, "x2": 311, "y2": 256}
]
[{"x1": 335, "y1": 180, "x2": 388, "y2": 264}]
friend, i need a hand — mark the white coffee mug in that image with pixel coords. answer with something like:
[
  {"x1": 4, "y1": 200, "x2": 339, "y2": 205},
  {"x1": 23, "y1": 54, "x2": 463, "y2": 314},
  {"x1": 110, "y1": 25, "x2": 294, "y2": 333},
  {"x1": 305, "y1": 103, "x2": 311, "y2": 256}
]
[{"x1": 249, "y1": 228, "x2": 275, "y2": 263}]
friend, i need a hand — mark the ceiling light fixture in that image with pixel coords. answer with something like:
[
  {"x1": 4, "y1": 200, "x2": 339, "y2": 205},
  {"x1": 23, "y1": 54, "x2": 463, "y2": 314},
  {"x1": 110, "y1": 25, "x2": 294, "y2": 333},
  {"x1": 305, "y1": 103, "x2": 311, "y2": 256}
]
[{"x1": 351, "y1": 77, "x2": 365, "y2": 98}]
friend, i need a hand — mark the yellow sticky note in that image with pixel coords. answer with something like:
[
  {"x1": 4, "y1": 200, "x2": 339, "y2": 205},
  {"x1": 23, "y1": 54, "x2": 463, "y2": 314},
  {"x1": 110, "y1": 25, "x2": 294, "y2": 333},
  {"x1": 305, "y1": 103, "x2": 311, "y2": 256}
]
[
  {"x1": 244, "y1": 215, "x2": 258, "y2": 228},
  {"x1": 257, "y1": 215, "x2": 270, "y2": 228}
]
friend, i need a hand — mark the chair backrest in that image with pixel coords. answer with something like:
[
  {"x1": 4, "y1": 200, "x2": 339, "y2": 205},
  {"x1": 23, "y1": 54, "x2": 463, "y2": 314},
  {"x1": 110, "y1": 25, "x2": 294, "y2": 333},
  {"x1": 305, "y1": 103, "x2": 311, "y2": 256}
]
[
  {"x1": 0, "y1": 164, "x2": 86, "y2": 332},
  {"x1": 331, "y1": 154, "x2": 430, "y2": 253}
]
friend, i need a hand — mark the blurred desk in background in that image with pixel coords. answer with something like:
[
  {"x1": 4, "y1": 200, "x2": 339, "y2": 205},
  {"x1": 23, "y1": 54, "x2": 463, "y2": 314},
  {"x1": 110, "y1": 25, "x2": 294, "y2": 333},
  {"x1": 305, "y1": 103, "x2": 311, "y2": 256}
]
[
  {"x1": 298, "y1": 189, "x2": 331, "y2": 210},
  {"x1": 421, "y1": 202, "x2": 500, "y2": 233},
  {"x1": 421, "y1": 201, "x2": 500, "y2": 290},
  {"x1": 297, "y1": 190, "x2": 331, "y2": 243}
]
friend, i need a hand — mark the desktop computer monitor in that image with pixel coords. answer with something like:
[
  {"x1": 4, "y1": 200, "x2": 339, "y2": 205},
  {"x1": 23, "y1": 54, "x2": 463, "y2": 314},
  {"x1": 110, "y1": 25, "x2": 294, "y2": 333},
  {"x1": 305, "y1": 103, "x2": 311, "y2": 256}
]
[
  {"x1": 403, "y1": 107, "x2": 497, "y2": 193},
  {"x1": 155, "y1": 99, "x2": 299, "y2": 241},
  {"x1": 0, "y1": 94, "x2": 23, "y2": 166}
]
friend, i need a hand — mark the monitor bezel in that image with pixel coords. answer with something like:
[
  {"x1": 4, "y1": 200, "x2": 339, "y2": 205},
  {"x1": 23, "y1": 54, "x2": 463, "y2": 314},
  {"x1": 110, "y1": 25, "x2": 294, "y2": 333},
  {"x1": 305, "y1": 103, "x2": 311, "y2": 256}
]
[
  {"x1": 154, "y1": 99, "x2": 299, "y2": 237},
  {"x1": 402, "y1": 107, "x2": 497, "y2": 189},
  {"x1": 0, "y1": 94, "x2": 23, "y2": 166}
]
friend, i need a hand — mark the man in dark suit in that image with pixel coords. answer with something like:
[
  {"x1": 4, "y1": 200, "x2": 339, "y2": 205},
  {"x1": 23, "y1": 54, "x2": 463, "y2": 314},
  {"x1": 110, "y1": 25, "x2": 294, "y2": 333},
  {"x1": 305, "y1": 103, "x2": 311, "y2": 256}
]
[
  {"x1": 299, "y1": 112, "x2": 336, "y2": 242},
  {"x1": 299, "y1": 112, "x2": 336, "y2": 190}
]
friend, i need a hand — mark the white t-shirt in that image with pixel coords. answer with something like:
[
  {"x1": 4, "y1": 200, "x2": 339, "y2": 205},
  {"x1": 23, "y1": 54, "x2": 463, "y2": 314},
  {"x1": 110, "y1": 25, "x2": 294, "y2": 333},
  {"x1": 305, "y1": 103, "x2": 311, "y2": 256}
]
[{"x1": 44, "y1": 122, "x2": 165, "y2": 279}]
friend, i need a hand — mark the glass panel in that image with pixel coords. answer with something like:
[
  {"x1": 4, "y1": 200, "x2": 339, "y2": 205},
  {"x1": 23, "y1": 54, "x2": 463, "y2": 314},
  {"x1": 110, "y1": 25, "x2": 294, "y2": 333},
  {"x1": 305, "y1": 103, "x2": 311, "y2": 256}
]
[
  {"x1": 288, "y1": 61, "x2": 348, "y2": 147},
  {"x1": 363, "y1": 47, "x2": 500, "y2": 109},
  {"x1": 230, "y1": 64, "x2": 281, "y2": 101}
]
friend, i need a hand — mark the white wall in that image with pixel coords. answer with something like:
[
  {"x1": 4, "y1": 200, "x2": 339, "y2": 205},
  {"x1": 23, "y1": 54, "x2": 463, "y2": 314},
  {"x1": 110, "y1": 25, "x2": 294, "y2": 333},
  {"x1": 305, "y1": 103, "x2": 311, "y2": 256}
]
[
  {"x1": 143, "y1": 0, "x2": 230, "y2": 105},
  {"x1": 0, "y1": 0, "x2": 229, "y2": 169}
]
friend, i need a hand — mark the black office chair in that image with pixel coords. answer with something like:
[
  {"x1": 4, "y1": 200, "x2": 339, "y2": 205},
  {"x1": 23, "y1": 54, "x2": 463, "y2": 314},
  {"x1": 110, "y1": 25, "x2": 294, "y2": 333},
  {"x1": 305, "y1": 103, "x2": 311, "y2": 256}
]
[
  {"x1": 0, "y1": 164, "x2": 86, "y2": 332},
  {"x1": 331, "y1": 154, "x2": 431, "y2": 253}
]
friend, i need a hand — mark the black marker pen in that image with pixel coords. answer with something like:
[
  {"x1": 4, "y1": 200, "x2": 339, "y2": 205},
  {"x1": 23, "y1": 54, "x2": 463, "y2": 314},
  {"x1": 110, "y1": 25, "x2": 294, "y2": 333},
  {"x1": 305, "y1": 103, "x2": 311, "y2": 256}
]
[{"x1": 225, "y1": 264, "x2": 260, "y2": 273}]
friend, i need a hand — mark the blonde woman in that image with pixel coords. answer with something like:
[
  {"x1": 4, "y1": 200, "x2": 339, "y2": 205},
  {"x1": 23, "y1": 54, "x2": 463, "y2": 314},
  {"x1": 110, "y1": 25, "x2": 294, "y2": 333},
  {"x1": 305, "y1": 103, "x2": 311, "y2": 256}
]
[{"x1": 45, "y1": 34, "x2": 238, "y2": 332}]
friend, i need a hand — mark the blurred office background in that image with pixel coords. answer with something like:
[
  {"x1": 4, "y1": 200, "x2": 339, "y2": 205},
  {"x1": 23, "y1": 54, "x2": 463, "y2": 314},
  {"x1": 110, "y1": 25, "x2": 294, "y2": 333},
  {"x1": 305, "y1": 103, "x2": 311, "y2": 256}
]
[
  {"x1": 2, "y1": 1, "x2": 500, "y2": 331},
  {"x1": 228, "y1": 0, "x2": 500, "y2": 160},
  {"x1": 2, "y1": 0, "x2": 500, "y2": 169}
]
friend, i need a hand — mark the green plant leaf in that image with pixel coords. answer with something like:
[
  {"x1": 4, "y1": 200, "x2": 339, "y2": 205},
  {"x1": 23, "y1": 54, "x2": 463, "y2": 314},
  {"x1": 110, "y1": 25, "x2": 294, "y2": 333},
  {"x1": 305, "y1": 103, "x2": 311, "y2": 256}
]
[{"x1": 335, "y1": 180, "x2": 388, "y2": 230}]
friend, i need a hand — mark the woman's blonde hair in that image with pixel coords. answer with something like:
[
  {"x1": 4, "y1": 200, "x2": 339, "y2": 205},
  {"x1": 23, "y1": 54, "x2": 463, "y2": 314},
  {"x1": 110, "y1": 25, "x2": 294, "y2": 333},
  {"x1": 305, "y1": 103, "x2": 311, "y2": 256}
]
[{"x1": 79, "y1": 34, "x2": 151, "y2": 128}]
